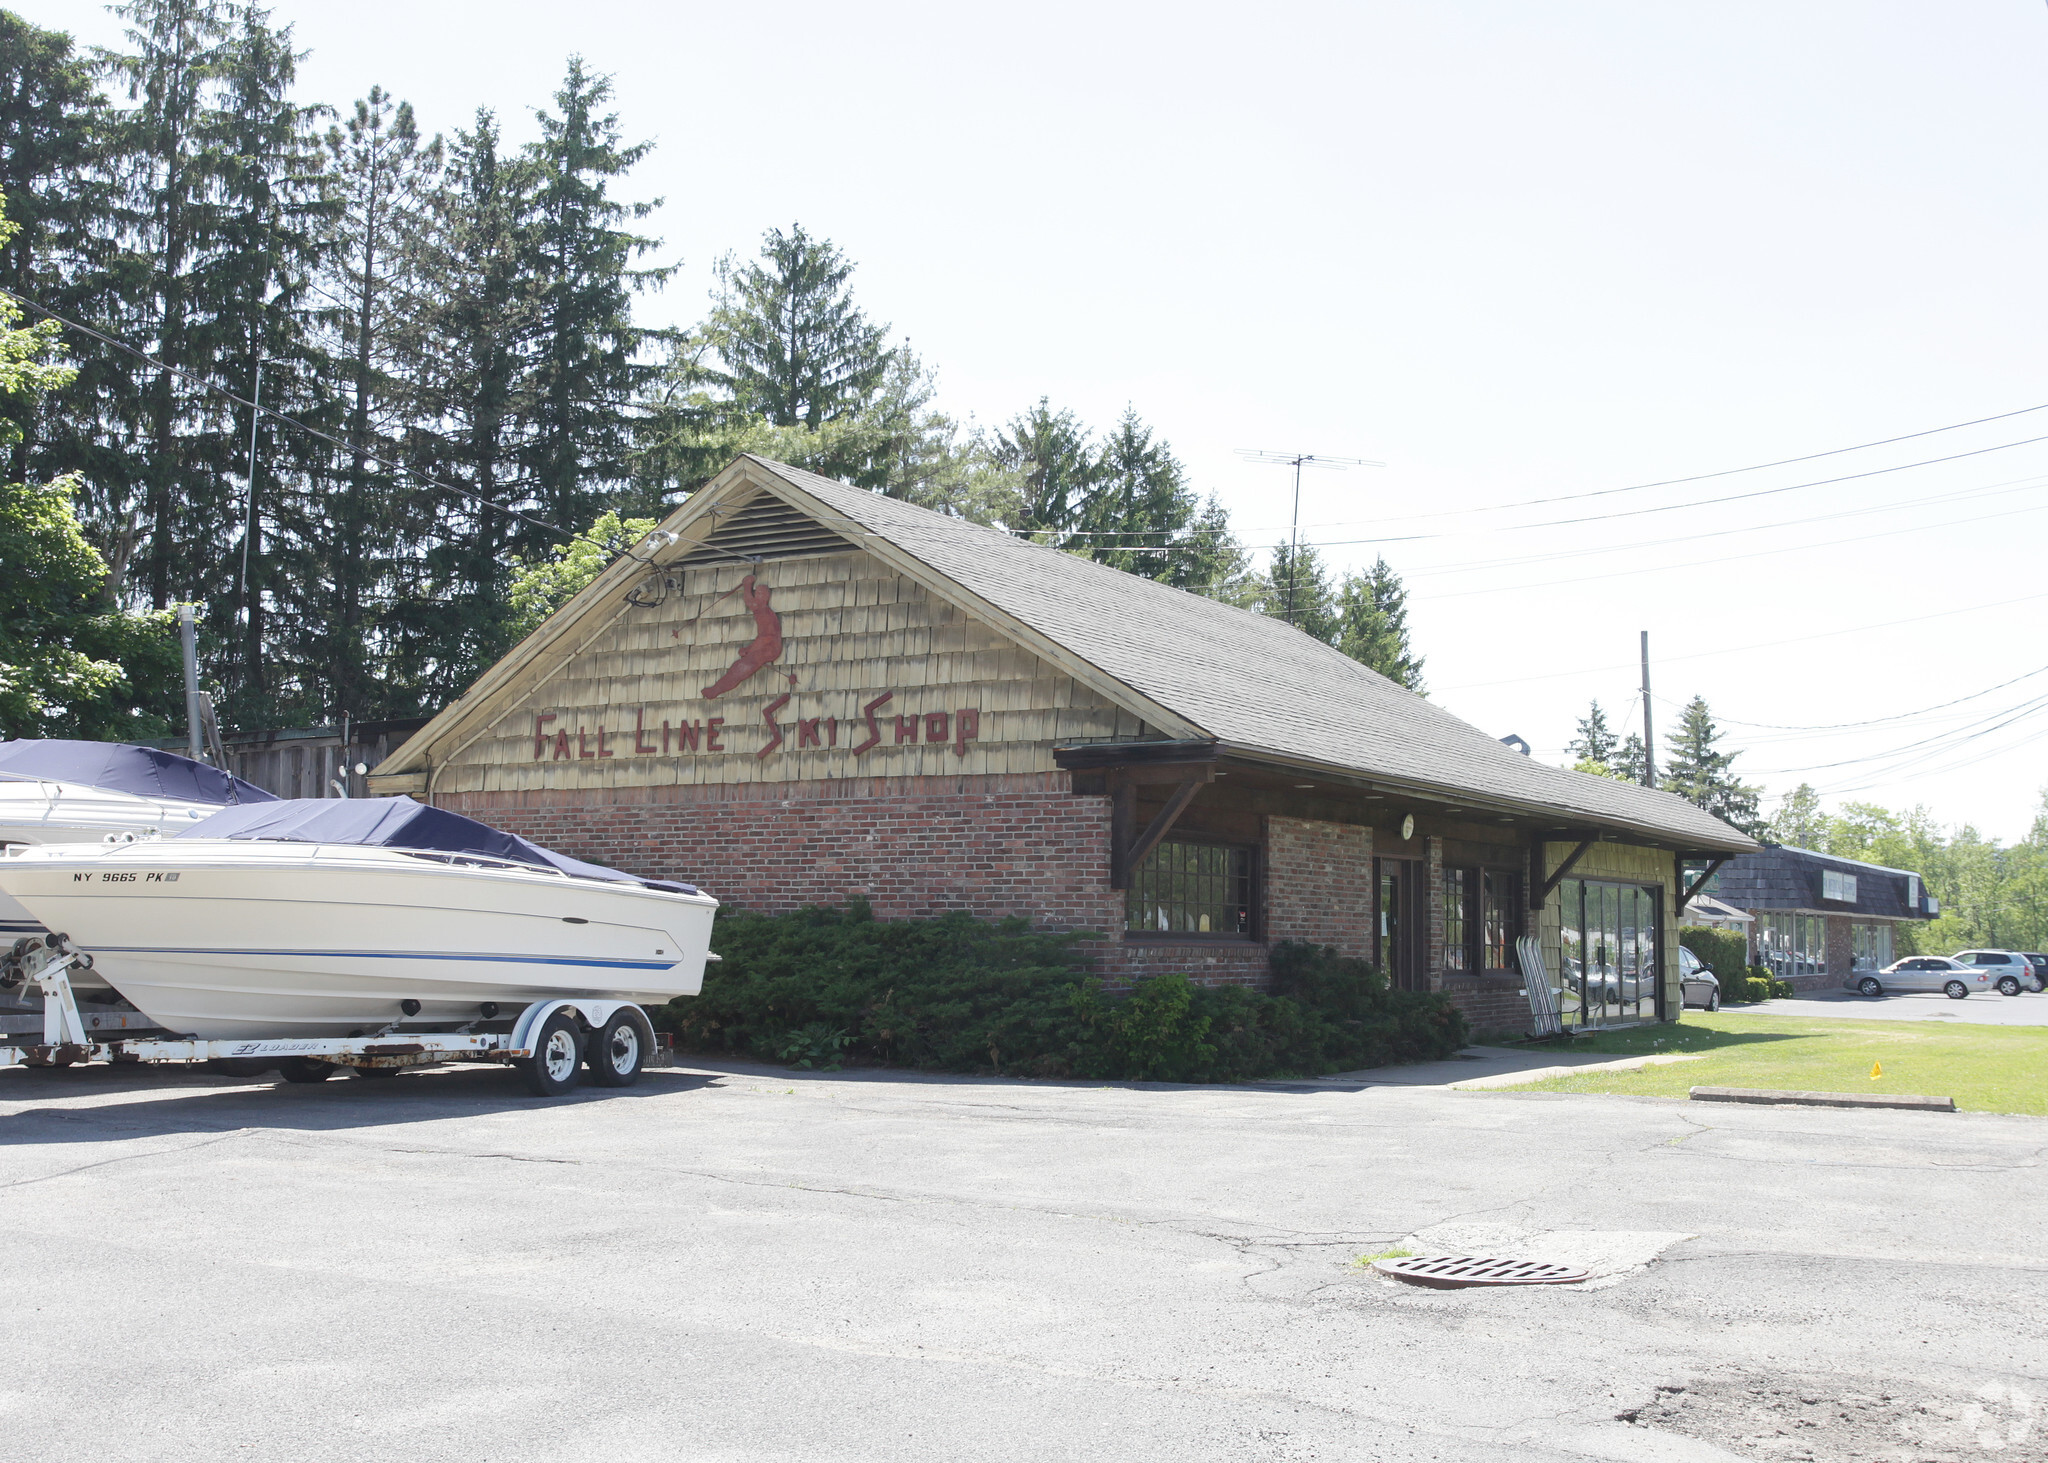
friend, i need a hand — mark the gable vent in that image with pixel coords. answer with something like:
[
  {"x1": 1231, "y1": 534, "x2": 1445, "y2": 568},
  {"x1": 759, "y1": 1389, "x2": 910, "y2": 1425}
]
[{"x1": 675, "y1": 493, "x2": 857, "y2": 566}]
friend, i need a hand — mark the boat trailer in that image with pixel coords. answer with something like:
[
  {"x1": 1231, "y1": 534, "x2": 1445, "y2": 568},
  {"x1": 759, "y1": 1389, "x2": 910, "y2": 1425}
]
[{"x1": 0, "y1": 936, "x2": 664, "y2": 1096}]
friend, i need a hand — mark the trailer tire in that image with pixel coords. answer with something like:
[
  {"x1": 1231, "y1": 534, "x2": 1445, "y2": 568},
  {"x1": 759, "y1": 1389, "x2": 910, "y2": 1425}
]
[
  {"x1": 350, "y1": 1064, "x2": 399, "y2": 1080},
  {"x1": 205, "y1": 1057, "x2": 276, "y2": 1078},
  {"x1": 585, "y1": 1009, "x2": 648, "y2": 1087},
  {"x1": 518, "y1": 1011, "x2": 584, "y2": 1096},
  {"x1": 277, "y1": 1057, "x2": 339, "y2": 1083}
]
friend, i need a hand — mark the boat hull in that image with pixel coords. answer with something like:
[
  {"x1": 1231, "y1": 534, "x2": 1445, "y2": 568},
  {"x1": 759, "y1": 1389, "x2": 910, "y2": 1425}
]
[{"x1": 0, "y1": 841, "x2": 717, "y2": 1039}]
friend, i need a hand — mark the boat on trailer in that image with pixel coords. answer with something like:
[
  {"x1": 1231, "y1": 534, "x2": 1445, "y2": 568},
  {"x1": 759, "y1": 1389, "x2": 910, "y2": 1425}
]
[
  {"x1": 0, "y1": 796, "x2": 715, "y2": 1033},
  {"x1": 0, "y1": 740, "x2": 276, "y2": 997},
  {"x1": 0, "y1": 797, "x2": 716, "y2": 1094}
]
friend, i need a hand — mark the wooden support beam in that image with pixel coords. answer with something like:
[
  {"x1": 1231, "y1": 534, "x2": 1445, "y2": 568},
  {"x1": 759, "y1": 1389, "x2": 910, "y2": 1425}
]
[
  {"x1": 1677, "y1": 856, "x2": 1729, "y2": 912},
  {"x1": 1109, "y1": 772, "x2": 1206, "y2": 890},
  {"x1": 1529, "y1": 835, "x2": 1596, "y2": 910}
]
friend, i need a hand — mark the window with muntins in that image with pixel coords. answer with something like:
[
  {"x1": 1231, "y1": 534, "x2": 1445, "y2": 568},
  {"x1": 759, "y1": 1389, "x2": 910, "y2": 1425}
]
[
  {"x1": 1481, "y1": 870, "x2": 1521, "y2": 970},
  {"x1": 1126, "y1": 841, "x2": 1254, "y2": 937},
  {"x1": 1444, "y1": 868, "x2": 1470, "y2": 970}
]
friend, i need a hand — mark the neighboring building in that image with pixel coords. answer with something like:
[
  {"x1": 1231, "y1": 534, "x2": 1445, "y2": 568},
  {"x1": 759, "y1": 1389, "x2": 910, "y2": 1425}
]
[
  {"x1": 1695, "y1": 844, "x2": 1938, "y2": 989},
  {"x1": 149, "y1": 720, "x2": 429, "y2": 800},
  {"x1": 369, "y1": 455, "x2": 1756, "y2": 1030}
]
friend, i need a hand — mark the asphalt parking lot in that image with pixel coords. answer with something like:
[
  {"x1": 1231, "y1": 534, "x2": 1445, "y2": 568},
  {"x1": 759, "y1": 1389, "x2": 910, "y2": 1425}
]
[
  {"x1": 4, "y1": 1058, "x2": 2042, "y2": 1462},
  {"x1": 1757, "y1": 988, "x2": 2048, "y2": 1026}
]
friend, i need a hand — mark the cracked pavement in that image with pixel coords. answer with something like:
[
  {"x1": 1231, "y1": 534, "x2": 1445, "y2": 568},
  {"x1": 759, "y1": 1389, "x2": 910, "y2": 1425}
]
[{"x1": 2, "y1": 1059, "x2": 2042, "y2": 1461}]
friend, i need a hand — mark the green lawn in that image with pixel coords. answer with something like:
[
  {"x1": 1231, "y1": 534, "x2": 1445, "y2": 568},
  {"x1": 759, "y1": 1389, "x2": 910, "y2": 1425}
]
[{"x1": 1490, "y1": 1011, "x2": 2048, "y2": 1116}]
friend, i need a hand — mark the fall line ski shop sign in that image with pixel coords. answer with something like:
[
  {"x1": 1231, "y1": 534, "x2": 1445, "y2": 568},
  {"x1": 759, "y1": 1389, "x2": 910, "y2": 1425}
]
[{"x1": 527, "y1": 575, "x2": 982, "y2": 767}]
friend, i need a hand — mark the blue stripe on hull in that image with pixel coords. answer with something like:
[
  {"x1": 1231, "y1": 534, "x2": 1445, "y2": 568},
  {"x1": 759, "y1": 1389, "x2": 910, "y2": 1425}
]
[{"x1": 90, "y1": 946, "x2": 681, "y2": 971}]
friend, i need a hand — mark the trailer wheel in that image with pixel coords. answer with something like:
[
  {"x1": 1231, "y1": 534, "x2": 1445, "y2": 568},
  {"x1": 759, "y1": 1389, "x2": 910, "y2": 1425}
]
[
  {"x1": 586, "y1": 1010, "x2": 647, "y2": 1087},
  {"x1": 277, "y1": 1057, "x2": 338, "y2": 1083},
  {"x1": 350, "y1": 1064, "x2": 399, "y2": 1080},
  {"x1": 519, "y1": 1011, "x2": 584, "y2": 1096}
]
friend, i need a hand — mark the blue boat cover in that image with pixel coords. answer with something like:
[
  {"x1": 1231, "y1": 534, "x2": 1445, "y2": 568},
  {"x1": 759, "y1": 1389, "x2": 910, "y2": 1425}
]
[
  {"x1": 175, "y1": 796, "x2": 698, "y2": 895},
  {"x1": 0, "y1": 739, "x2": 277, "y2": 805}
]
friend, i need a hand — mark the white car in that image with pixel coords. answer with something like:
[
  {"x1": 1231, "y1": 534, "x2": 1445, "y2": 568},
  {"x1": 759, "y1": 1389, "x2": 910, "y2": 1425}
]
[
  {"x1": 1849, "y1": 956, "x2": 1990, "y2": 1000},
  {"x1": 1948, "y1": 949, "x2": 2040, "y2": 997}
]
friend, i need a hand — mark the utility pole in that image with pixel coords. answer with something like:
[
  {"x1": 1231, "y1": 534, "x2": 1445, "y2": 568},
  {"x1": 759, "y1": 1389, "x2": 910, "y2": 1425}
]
[
  {"x1": 1639, "y1": 630, "x2": 1656, "y2": 789},
  {"x1": 179, "y1": 604, "x2": 203, "y2": 763},
  {"x1": 1234, "y1": 448, "x2": 1384, "y2": 627}
]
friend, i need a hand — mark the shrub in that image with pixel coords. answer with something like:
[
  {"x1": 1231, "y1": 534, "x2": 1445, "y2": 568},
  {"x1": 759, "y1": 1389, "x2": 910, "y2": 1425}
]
[
  {"x1": 1679, "y1": 926, "x2": 1748, "y2": 985},
  {"x1": 1725, "y1": 966, "x2": 1794, "y2": 1003},
  {"x1": 655, "y1": 904, "x2": 1469, "y2": 1083}
]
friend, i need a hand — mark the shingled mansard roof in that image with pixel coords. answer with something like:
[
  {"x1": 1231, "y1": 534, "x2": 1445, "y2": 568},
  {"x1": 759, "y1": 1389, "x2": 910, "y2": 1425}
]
[{"x1": 382, "y1": 455, "x2": 1757, "y2": 855}]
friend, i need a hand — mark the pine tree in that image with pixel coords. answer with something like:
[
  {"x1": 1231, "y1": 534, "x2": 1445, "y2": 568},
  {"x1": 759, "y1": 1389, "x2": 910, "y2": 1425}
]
[
  {"x1": 0, "y1": 13, "x2": 114, "y2": 486},
  {"x1": 1167, "y1": 492, "x2": 1256, "y2": 604},
  {"x1": 989, "y1": 398, "x2": 1094, "y2": 543},
  {"x1": 1567, "y1": 699, "x2": 1619, "y2": 770},
  {"x1": 1260, "y1": 539, "x2": 1339, "y2": 643},
  {"x1": 303, "y1": 85, "x2": 438, "y2": 719},
  {"x1": 205, "y1": 6, "x2": 333, "y2": 724},
  {"x1": 699, "y1": 222, "x2": 892, "y2": 429},
  {"x1": 1076, "y1": 409, "x2": 1197, "y2": 576},
  {"x1": 1335, "y1": 557, "x2": 1425, "y2": 692},
  {"x1": 521, "y1": 57, "x2": 669, "y2": 534},
  {"x1": 1613, "y1": 732, "x2": 1648, "y2": 785},
  {"x1": 1664, "y1": 694, "x2": 1765, "y2": 835},
  {"x1": 385, "y1": 108, "x2": 542, "y2": 705}
]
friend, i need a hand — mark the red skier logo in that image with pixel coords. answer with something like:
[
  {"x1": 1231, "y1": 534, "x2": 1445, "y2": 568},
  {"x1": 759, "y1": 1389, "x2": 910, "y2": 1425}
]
[{"x1": 701, "y1": 575, "x2": 783, "y2": 699}]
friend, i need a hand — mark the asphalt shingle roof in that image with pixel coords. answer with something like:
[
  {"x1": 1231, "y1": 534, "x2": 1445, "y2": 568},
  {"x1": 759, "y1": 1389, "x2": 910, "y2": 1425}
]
[
  {"x1": 751, "y1": 457, "x2": 1757, "y2": 853},
  {"x1": 1712, "y1": 844, "x2": 1927, "y2": 920}
]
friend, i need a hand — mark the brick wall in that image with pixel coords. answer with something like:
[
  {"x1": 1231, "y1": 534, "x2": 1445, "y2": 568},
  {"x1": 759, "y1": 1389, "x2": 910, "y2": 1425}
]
[
  {"x1": 442, "y1": 772, "x2": 1278, "y2": 990},
  {"x1": 1263, "y1": 816, "x2": 1373, "y2": 956}
]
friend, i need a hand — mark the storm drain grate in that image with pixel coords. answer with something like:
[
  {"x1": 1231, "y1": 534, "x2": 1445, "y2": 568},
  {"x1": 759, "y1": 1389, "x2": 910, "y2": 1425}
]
[{"x1": 1373, "y1": 1255, "x2": 1591, "y2": 1289}]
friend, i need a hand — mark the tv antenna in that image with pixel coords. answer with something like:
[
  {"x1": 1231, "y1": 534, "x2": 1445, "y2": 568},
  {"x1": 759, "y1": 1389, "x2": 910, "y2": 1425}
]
[{"x1": 1235, "y1": 449, "x2": 1383, "y2": 626}]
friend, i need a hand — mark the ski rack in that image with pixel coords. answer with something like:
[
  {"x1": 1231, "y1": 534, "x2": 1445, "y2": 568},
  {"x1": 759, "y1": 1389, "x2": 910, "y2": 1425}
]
[{"x1": 0, "y1": 939, "x2": 659, "y2": 1080}]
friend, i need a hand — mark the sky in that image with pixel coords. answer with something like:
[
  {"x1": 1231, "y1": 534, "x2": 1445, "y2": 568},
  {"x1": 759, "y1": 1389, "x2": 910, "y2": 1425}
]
[{"x1": 31, "y1": 0, "x2": 2048, "y2": 841}]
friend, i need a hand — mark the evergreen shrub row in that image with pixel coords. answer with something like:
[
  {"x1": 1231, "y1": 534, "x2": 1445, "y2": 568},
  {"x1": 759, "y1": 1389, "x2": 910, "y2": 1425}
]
[{"x1": 655, "y1": 899, "x2": 1470, "y2": 1083}]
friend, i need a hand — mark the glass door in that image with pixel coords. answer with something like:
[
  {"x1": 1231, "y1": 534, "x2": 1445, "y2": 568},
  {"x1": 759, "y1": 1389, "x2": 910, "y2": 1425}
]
[{"x1": 1376, "y1": 858, "x2": 1425, "y2": 991}]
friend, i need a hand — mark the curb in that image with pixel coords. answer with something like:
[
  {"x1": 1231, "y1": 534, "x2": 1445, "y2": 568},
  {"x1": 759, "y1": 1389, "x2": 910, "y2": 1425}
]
[{"x1": 1689, "y1": 1085, "x2": 1955, "y2": 1112}]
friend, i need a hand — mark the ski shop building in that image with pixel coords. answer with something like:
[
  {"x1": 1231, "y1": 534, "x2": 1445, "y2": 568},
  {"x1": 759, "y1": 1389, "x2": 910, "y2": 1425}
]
[{"x1": 370, "y1": 456, "x2": 1758, "y2": 1030}]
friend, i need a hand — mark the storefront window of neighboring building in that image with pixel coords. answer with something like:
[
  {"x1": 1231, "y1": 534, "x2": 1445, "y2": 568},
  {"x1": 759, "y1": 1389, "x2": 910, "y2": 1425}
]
[
  {"x1": 1851, "y1": 923, "x2": 1893, "y2": 971},
  {"x1": 1759, "y1": 913, "x2": 1827, "y2": 977},
  {"x1": 1126, "y1": 841, "x2": 1254, "y2": 937},
  {"x1": 1552, "y1": 878, "x2": 1661, "y2": 1026}
]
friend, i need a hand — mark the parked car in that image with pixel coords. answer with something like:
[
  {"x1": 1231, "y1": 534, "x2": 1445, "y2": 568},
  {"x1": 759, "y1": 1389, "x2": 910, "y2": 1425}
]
[
  {"x1": 2021, "y1": 953, "x2": 2048, "y2": 994},
  {"x1": 1678, "y1": 946, "x2": 1720, "y2": 1010},
  {"x1": 1950, "y1": 949, "x2": 2038, "y2": 997},
  {"x1": 1850, "y1": 956, "x2": 1990, "y2": 999}
]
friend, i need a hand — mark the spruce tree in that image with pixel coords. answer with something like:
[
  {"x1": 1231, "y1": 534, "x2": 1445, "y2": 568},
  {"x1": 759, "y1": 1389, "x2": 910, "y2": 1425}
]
[
  {"x1": 1169, "y1": 492, "x2": 1257, "y2": 604},
  {"x1": 1261, "y1": 539, "x2": 1339, "y2": 643},
  {"x1": 699, "y1": 222, "x2": 892, "y2": 429},
  {"x1": 306, "y1": 86, "x2": 438, "y2": 719},
  {"x1": 0, "y1": 14, "x2": 114, "y2": 486},
  {"x1": 1613, "y1": 732, "x2": 1648, "y2": 785},
  {"x1": 1566, "y1": 699, "x2": 1621, "y2": 774},
  {"x1": 1335, "y1": 557, "x2": 1425, "y2": 692},
  {"x1": 386, "y1": 108, "x2": 542, "y2": 705},
  {"x1": 1077, "y1": 409, "x2": 1197, "y2": 576},
  {"x1": 989, "y1": 398, "x2": 1094, "y2": 543},
  {"x1": 521, "y1": 57, "x2": 668, "y2": 534},
  {"x1": 1664, "y1": 694, "x2": 1766, "y2": 835}
]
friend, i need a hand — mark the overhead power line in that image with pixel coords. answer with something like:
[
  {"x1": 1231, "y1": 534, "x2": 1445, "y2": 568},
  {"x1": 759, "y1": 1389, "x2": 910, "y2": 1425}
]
[{"x1": 1433, "y1": 590, "x2": 2048, "y2": 694}]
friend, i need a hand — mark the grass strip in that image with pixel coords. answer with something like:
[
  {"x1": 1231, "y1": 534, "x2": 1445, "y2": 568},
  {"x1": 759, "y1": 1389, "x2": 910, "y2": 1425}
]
[{"x1": 1480, "y1": 1011, "x2": 2048, "y2": 1116}]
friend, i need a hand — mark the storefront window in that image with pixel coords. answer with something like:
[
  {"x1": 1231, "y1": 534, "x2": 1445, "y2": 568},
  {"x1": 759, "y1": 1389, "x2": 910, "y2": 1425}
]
[
  {"x1": 1759, "y1": 913, "x2": 1827, "y2": 978},
  {"x1": 1550, "y1": 877, "x2": 1661, "y2": 1026},
  {"x1": 1851, "y1": 923, "x2": 1892, "y2": 971},
  {"x1": 1444, "y1": 868, "x2": 1469, "y2": 971},
  {"x1": 1126, "y1": 841, "x2": 1253, "y2": 937},
  {"x1": 1481, "y1": 871, "x2": 1520, "y2": 970}
]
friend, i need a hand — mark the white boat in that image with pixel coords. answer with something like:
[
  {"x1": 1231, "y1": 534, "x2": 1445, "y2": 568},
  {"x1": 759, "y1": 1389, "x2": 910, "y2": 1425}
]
[
  {"x1": 0, "y1": 797, "x2": 716, "y2": 1040},
  {"x1": 0, "y1": 740, "x2": 278, "y2": 988}
]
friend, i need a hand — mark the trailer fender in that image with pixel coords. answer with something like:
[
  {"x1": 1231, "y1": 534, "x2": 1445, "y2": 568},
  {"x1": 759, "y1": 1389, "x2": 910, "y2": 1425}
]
[{"x1": 508, "y1": 998, "x2": 641, "y2": 1057}]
